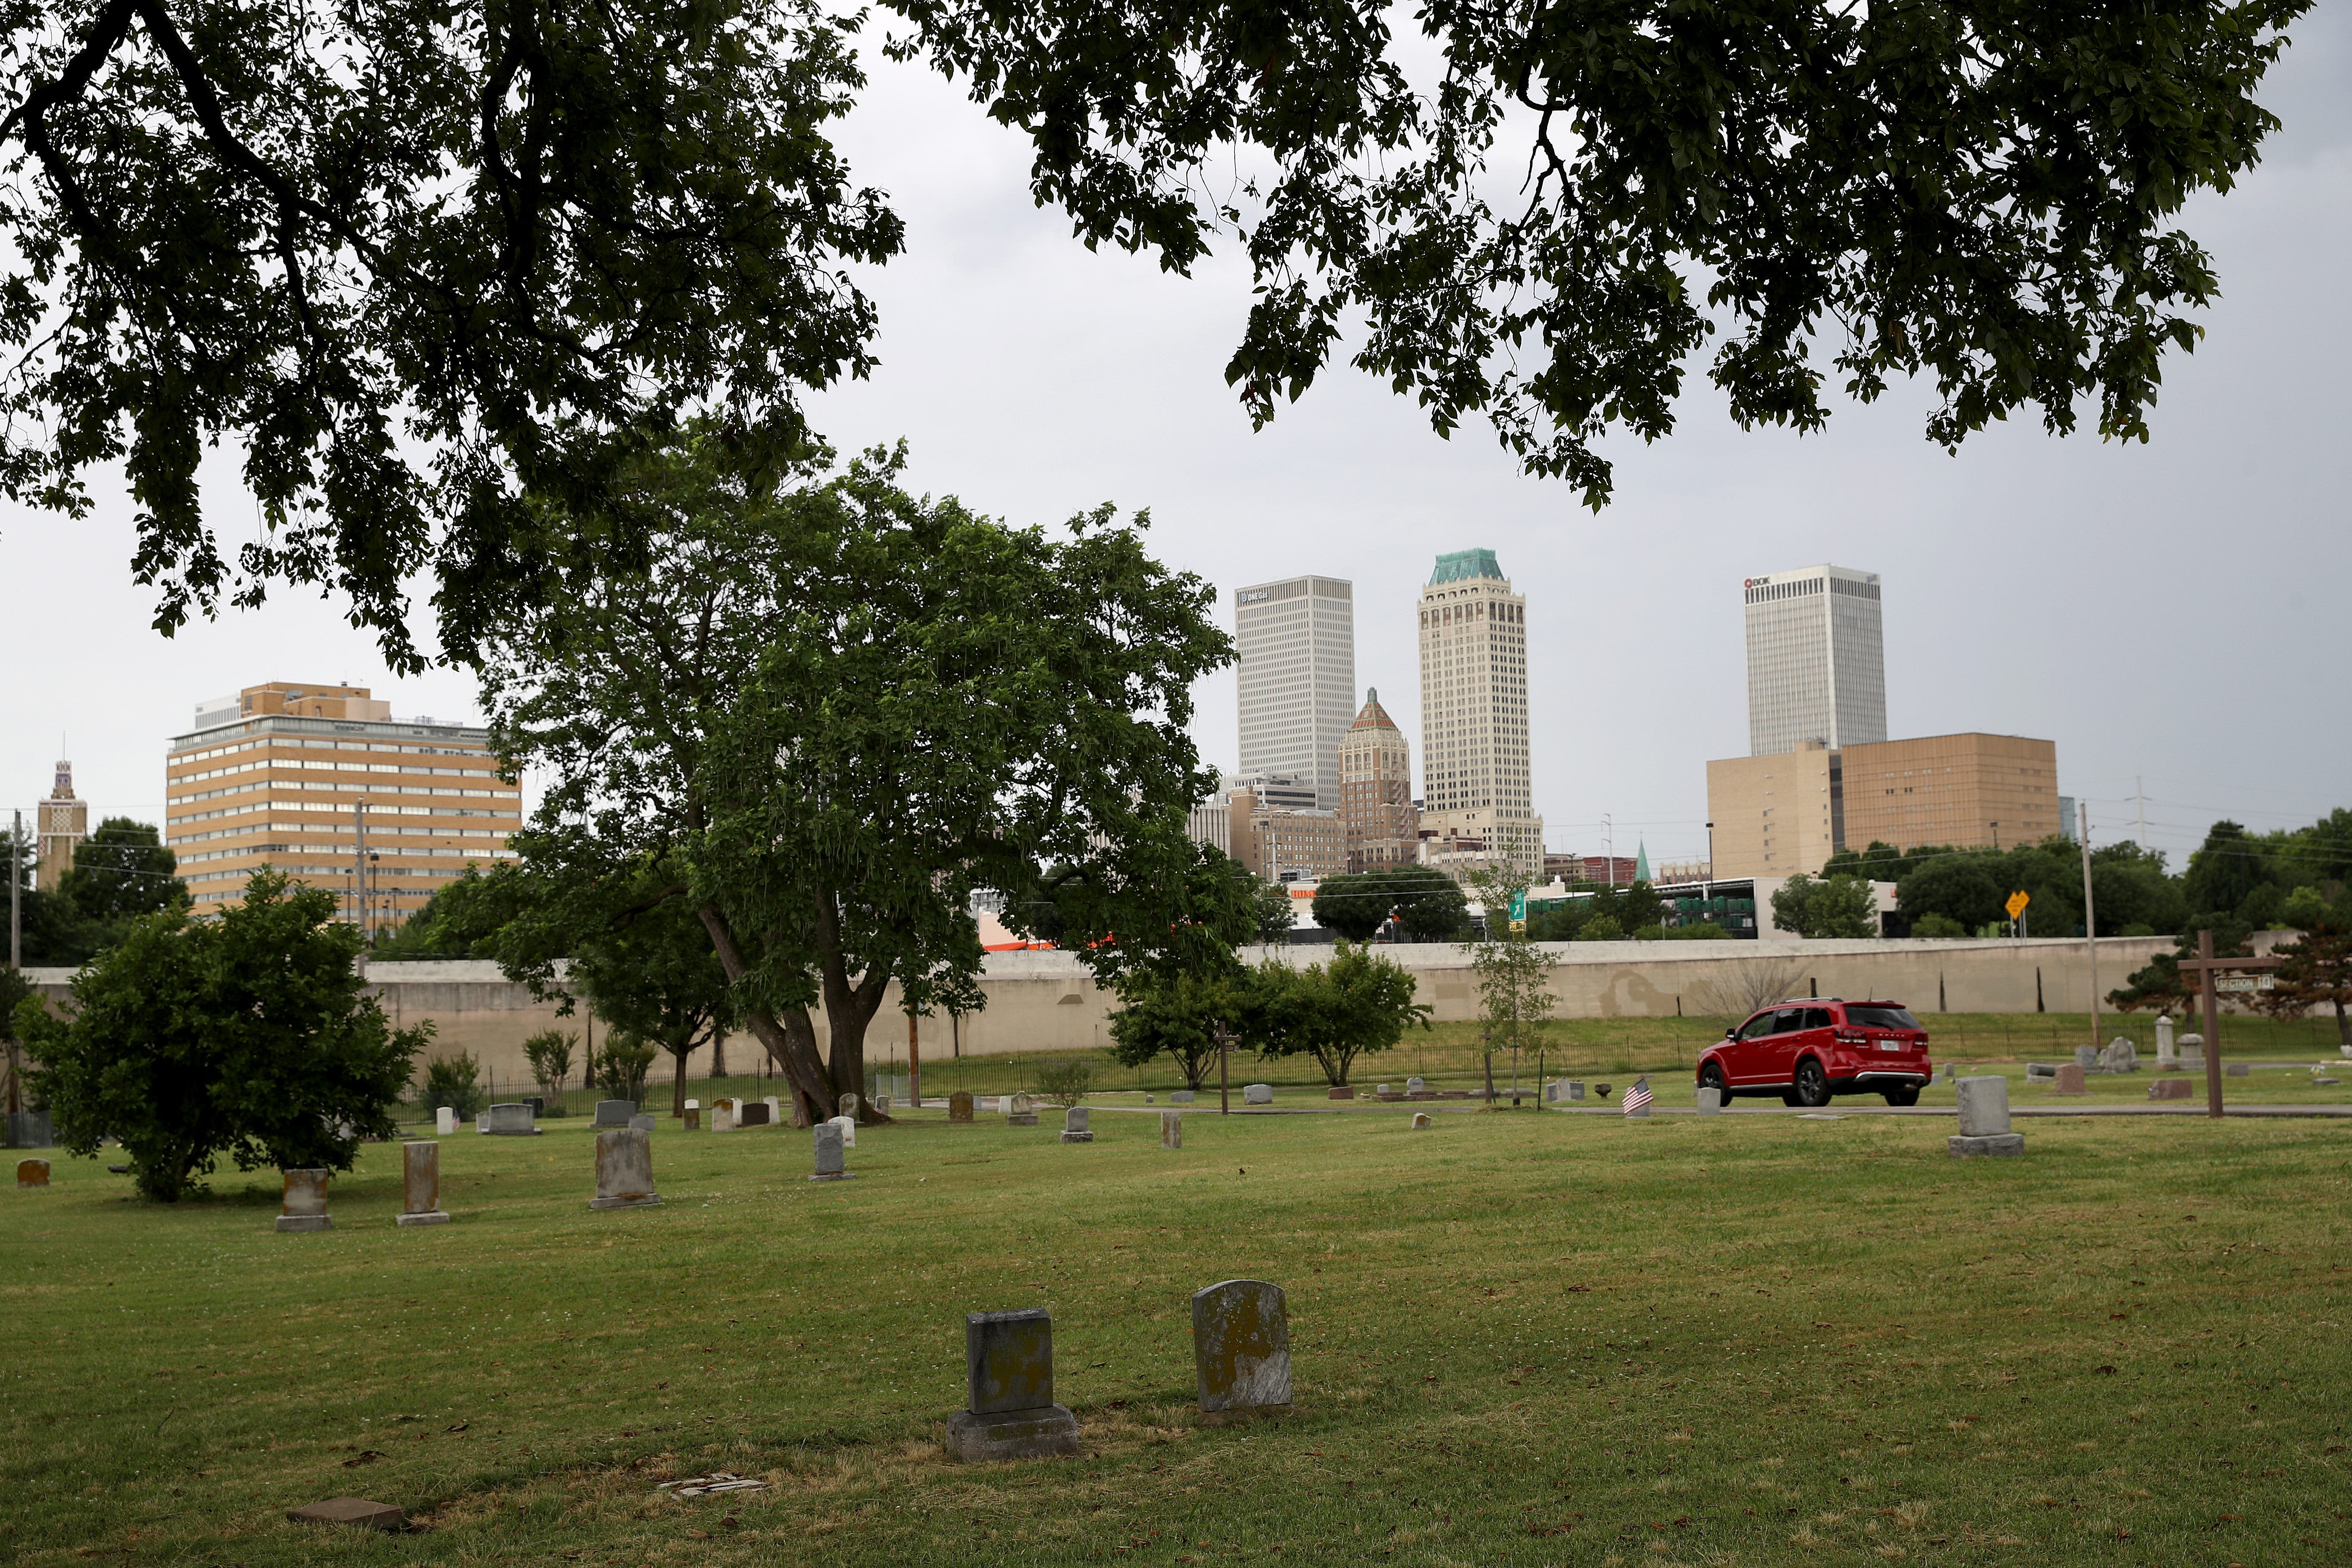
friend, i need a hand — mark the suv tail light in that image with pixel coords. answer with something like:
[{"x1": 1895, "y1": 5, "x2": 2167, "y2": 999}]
[{"x1": 1834, "y1": 1028, "x2": 1866, "y2": 1044}]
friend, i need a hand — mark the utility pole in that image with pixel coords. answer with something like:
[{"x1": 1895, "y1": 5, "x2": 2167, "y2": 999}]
[
  {"x1": 2079, "y1": 799, "x2": 2099, "y2": 1055},
  {"x1": 2136, "y1": 778, "x2": 2147, "y2": 851},
  {"x1": 352, "y1": 801, "x2": 369, "y2": 944},
  {"x1": 10, "y1": 808, "x2": 20, "y2": 970},
  {"x1": 1605, "y1": 814, "x2": 1615, "y2": 889}
]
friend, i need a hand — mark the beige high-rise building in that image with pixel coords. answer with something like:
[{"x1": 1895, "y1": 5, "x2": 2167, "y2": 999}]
[
  {"x1": 1707, "y1": 732, "x2": 2061, "y2": 878},
  {"x1": 1229, "y1": 783, "x2": 1348, "y2": 884},
  {"x1": 1336, "y1": 689, "x2": 1419, "y2": 872},
  {"x1": 34, "y1": 760, "x2": 89, "y2": 891},
  {"x1": 165, "y1": 681, "x2": 523, "y2": 927},
  {"x1": 1417, "y1": 550, "x2": 1541, "y2": 879}
]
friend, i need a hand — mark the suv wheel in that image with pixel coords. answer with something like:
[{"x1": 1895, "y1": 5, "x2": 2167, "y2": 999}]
[
  {"x1": 1793, "y1": 1057, "x2": 1831, "y2": 1108},
  {"x1": 1882, "y1": 1085, "x2": 1920, "y2": 1107},
  {"x1": 1700, "y1": 1064, "x2": 1730, "y2": 1104}
]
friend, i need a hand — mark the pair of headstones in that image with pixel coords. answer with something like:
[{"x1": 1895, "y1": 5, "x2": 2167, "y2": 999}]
[
  {"x1": 480, "y1": 1102, "x2": 541, "y2": 1136},
  {"x1": 1949, "y1": 1077, "x2": 2025, "y2": 1156},
  {"x1": 1542, "y1": 1079, "x2": 1584, "y2": 1104},
  {"x1": 944, "y1": 1282, "x2": 1290, "y2": 1461}
]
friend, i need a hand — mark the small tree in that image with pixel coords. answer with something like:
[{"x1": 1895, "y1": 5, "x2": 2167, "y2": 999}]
[
  {"x1": 1310, "y1": 873, "x2": 1387, "y2": 941},
  {"x1": 594, "y1": 1037, "x2": 658, "y2": 1103},
  {"x1": 420, "y1": 1053, "x2": 487, "y2": 1119},
  {"x1": 1383, "y1": 867, "x2": 1470, "y2": 943},
  {"x1": 1108, "y1": 973, "x2": 1240, "y2": 1091},
  {"x1": 2260, "y1": 888, "x2": 2352, "y2": 1049},
  {"x1": 21, "y1": 871, "x2": 426, "y2": 1201},
  {"x1": 1770, "y1": 873, "x2": 1880, "y2": 939},
  {"x1": 1244, "y1": 943, "x2": 1428, "y2": 1085},
  {"x1": 1032, "y1": 1055, "x2": 1097, "y2": 1106},
  {"x1": 522, "y1": 1030, "x2": 577, "y2": 1109},
  {"x1": 1461, "y1": 870, "x2": 1559, "y2": 1102}
]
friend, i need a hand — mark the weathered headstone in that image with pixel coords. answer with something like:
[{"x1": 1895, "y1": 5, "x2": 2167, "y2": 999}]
[
  {"x1": 589, "y1": 1127, "x2": 662, "y2": 1210},
  {"x1": 1060, "y1": 1107, "x2": 1093, "y2": 1143},
  {"x1": 712, "y1": 1102, "x2": 736, "y2": 1133},
  {"x1": 1375, "y1": 1083, "x2": 1391, "y2": 1095},
  {"x1": 594, "y1": 1099, "x2": 635, "y2": 1127},
  {"x1": 1161, "y1": 1111, "x2": 1182, "y2": 1149},
  {"x1": 945, "y1": 1308, "x2": 1081, "y2": 1461},
  {"x1": 1192, "y1": 1280, "x2": 1292, "y2": 1417},
  {"x1": 683, "y1": 1106, "x2": 702, "y2": 1131},
  {"x1": 810, "y1": 1120, "x2": 853, "y2": 1181},
  {"x1": 1242, "y1": 1083, "x2": 1273, "y2": 1105},
  {"x1": 1410, "y1": 1112, "x2": 1431, "y2": 1130},
  {"x1": 2156, "y1": 1013, "x2": 2176, "y2": 1065},
  {"x1": 435, "y1": 1106, "x2": 458, "y2": 1136},
  {"x1": 277, "y1": 1168, "x2": 333, "y2": 1232},
  {"x1": 1695, "y1": 1086, "x2": 1723, "y2": 1115},
  {"x1": 1171, "y1": 1089, "x2": 1196, "y2": 1105},
  {"x1": 874, "y1": 1093, "x2": 893, "y2": 1115},
  {"x1": 2225, "y1": 1062, "x2": 2250, "y2": 1078},
  {"x1": 2148, "y1": 1078, "x2": 2194, "y2": 1101},
  {"x1": 2025, "y1": 1062, "x2": 2057, "y2": 1084},
  {"x1": 475, "y1": 1111, "x2": 488, "y2": 1133},
  {"x1": 764, "y1": 1096, "x2": 783, "y2": 1125},
  {"x1": 1950, "y1": 1075, "x2": 2024, "y2": 1156},
  {"x1": 588, "y1": 1128, "x2": 663, "y2": 1213},
  {"x1": 2101, "y1": 1037, "x2": 2139, "y2": 1072},
  {"x1": 1328, "y1": 1086, "x2": 1354, "y2": 1100},
  {"x1": 1940, "y1": 1063, "x2": 1957, "y2": 1082},
  {"x1": 2053, "y1": 1063, "x2": 2088, "y2": 1095},
  {"x1": 629, "y1": 1113, "x2": 655, "y2": 1132},
  {"x1": 484, "y1": 1102, "x2": 540, "y2": 1136},
  {"x1": 737, "y1": 1100, "x2": 772, "y2": 1128},
  {"x1": 949, "y1": 1090, "x2": 974, "y2": 1124},
  {"x1": 286, "y1": 1497, "x2": 406, "y2": 1531},
  {"x1": 1406, "y1": 1076, "x2": 1426, "y2": 1093},
  {"x1": 2073, "y1": 1044, "x2": 2100, "y2": 1073},
  {"x1": 839, "y1": 1092, "x2": 861, "y2": 1120},
  {"x1": 397, "y1": 1142, "x2": 449, "y2": 1226},
  {"x1": 2178, "y1": 1033, "x2": 2205, "y2": 1070},
  {"x1": 1566, "y1": 1080, "x2": 1586, "y2": 1101},
  {"x1": 18, "y1": 1157, "x2": 51, "y2": 1188},
  {"x1": 1007, "y1": 1092, "x2": 1038, "y2": 1127}
]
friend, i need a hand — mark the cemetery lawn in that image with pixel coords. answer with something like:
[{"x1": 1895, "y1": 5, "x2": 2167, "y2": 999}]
[{"x1": 6, "y1": 1110, "x2": 2348, "y2": 1567}]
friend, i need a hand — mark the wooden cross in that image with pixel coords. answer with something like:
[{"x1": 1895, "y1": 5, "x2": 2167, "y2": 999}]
[{"x1": 2173, "y1": 931, "x2": 2284, "y2": 1118}]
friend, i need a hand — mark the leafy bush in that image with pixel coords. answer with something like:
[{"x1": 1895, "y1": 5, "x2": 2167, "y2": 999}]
[
  {"x1": 1910, "y1": 913, "x2": 1969, "y2": 940},
  {"x1": 1032, "y1": 1055, "x2": 1096, "y2": 1106},
  {"x1": 594, "y1": 1036, "x2": 656, "y2": 1102},
  {"x1": 420, "y1": 1052, "x2": 487, "y2": 1118},
  {"x1": 522, "y1": 1029, "x2": 576, "y2": 1108}
]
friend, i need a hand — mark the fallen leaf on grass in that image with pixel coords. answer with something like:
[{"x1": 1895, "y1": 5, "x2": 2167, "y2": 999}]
[{"x1": 342, "y1": 1451, "x2": 384, "y2": 1467}]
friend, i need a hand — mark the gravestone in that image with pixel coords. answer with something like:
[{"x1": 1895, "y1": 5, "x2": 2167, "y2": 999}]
[
  {"x1": 711, "y1": 1102, "x2": 736, "y2": 1133},
  {"x1": 1328, "y1": 1086, "x2": 1354, "y2": 1101},
  {"x1": 764, "y1": 1096, "x2": 783, "y2": 1125},
  {"x1": 1171, "y1": 1089, "x2": 1196, "y2": 1105},
  {"x1": 17, "y1": 1157, "x2": 50, "y2": 1188},
  {"x1": 435, "y1": 1106, "x2": 458, "y2": 1136},
  {"x1": 2156, "y1": 1013, "x2": 2176, "y2": 1065},
  {"x1": 945, "y1": 1308, "x2": 1081, "y2": 1461},
  {"x1": 526, "y1": 1096, "x2": 545, "y2": 1119},
  {"x1": 1624, "y1": 1075, "x2": 1653, "y2": 1118},
  {"x1": 1144, "y1": 1092, "x2": 1154, "y2": 1103},
  {"x1": 810, "y1": 1120, "x2": 853, "y2": 1181},
  {"x1": 738, "y1": 1100, "x2": 773, "y2": 1128},
  {"x1": 1941, "y1": 1063, "x2": 1957, "y2": 1082},
  {"x1": 1406, "y1": 1076, "x2": 1426, "y2": 1093},
  {"x1": 2025, "y1": 1062, "x2": 2057, "y2": 1083},
  {"x1": 2178, "y1": 1033, "x2": 2205, "y2": 1070},
  {"x1": 2101, "y1": 1037, "x2": 2139, "y2": 1072},
  {"x1": 1192, "y1": 1280, "x2": 1292, "y2": 1417},
  {"x1": 629, "y1": 1113, "x2": 655, "y2": 1132},
  {"x1": 949, "y1": 1091, "x2": 974, "y2": 1124},
  {"x1": 1695, "y1": 1087, "x2": 1723, "y2": 1115},
  {"x1": 839, "y1": 1092, "x2": 861, "y2": 1120},
  {"x1": 594, "y1": 1099, "x2": 634, "y2": 1127},
  {"x1": 1410, "y1": 1112, "x2": 1431, "y2": 1130},
  {"x1": 2073, "y1": 1044, "x2": 2100, "y2": 1073},
  {"x1": 1007, "y1": 1092, "x2": 1038, "y2": 1127},
  {"x1": 286, "y1": 1498, "x2": 406, "y2": 1531},
  {"x1": 589, "y1": 1127, "x2": 662, "y2": 1210},
  {"x1": 829, "y1": 1114, "x2": 858, "y2": 1148},
  {"x1": 397, "y1": 1142, "x2": 449, "y2": 1226},
  {"x1": 2053, "y1": 1063, "x2": 2088, "y2": 1094},
  {"x1": 874, "y1": 1094, "x2": 893, "y2": 1115},
  {"x1": 484, "y1": 1102, "x2": 540, "y2": 1136},
  {"x1": 2148, "y1": 1078, "x2": 2194, "y2": 1101},
  {"x1": 1950, "y1": 1075, "x2": 2024, "y2": 1156},
  {"x1": 1061, "y1": 1107, "x2": 1093, "y2": 1143},
  {"x1": 1161, "y1": 1111, "x2": 1183, "y2": 1149},
  {"x1": 475, "y1": 1111, "x2": 489, "y2": 1133},
  {"x1": 2225, "y1": 1062, "x2": 2250, "y2": 1078},
  {"x1": 1242, "y1": 1083, "x2": 1273, "y2": 1105},
  {"x1": 277, "y1": 1168, "x2": 333, "y2": 1232},
  {"x1": 684, "y1": 1106, "x2": 701, "y2": 1131},
  {"x1": 1375, "y1": 1084, "x2": 1390, "y2": 1095}
]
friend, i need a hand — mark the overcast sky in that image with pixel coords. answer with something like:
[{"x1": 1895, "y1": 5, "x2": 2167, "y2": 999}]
[{"x1": 3, "y1": 12, "x2": 2346, "y2": 873}]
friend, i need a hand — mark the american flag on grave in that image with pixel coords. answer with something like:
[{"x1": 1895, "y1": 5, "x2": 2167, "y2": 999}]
[{"x1": 1622, "y1": 1077, "x2": 1654, "y2": 1116}]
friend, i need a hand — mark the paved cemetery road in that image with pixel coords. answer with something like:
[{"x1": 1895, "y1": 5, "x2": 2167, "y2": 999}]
[{"x1": 961, "y1": 1100, "x2": 2352, "y2": 1119}]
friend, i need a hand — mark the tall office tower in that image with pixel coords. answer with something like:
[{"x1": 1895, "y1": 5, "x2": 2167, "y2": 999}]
[
  {"x1": 165, "y1": 681, "x2": 524, "y2": 928},
  {"x1": 1744, "y1": 564, "x2": 1887, "y2": 755},
  {"x1": 1336, "y1": 689, "x2": 1419, "y2": 872},
  {"x1": 1234, "y1": 576, "x2": 1356, "y2": 810},
  {"x1": 34, "y1": 760, "x2": 89, "y2": 891},
  {"x1": 1417, "y1": 550, "x2": 1542, "y2": 879}
]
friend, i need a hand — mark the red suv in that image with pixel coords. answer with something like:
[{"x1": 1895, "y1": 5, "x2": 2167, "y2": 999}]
[{"x1": 1697, "y1": 999, "x2": 1932, "y2": 1108}]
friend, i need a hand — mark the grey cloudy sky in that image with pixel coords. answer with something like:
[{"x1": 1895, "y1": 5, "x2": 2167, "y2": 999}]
[{"x1": 3, "y1": 11, "x2": 2346, "y2": 872}]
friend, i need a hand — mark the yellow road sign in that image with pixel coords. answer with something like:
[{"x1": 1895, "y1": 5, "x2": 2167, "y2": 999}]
[{"x1": 2004, "y1": 891, "x2": 2030, "y2": 922}]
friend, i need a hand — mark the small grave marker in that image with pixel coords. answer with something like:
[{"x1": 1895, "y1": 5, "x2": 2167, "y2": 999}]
[
  {"x1": 1161, "y1": 1111, "x2": 1182, "y2": 1149},
  {"x1": 1950, "y1": 1075, "x2": 2025, "y2": 1157},
  {"x1": 1695, "y1": 1086, "x2": 1723, "y2": 1115},
  {"x1": 483, "y1": 1102, "x2": 541, "y2": 1136},
  {"x1": 17, "y1": 1157, "x2": 51, "y2": 1188},
  {"x1": 277, "y1": 1168, "x2": 333, "y2": 1232},
  {"x1": 945, "y1": 1308, "x2": 1081, "y2": 1461},
  {"x1": 594, "y1": 1099, "x2": 635, "y2": 1127},
  {"x1": 2053, "y1": 1063, "x2": 2088, "y2": 1095},
  {"x1": 588, "y1": 1127, "x2": 662, "y2": 1210},
  {"x1": 811, "y1": 1120, "x2": 853, "y2": 1181},
  {"x1": 949, "y1": 1090, "x2": 974, "y2": 1124},
  {"x1": 396, "y1": 1142, "x2": 449, "y2": 1226},
  {"x1": 434, "y1": 1106, "x2": 457, "y2": 1135},
  {"x1": 1061, "y1": 1107, "x2": 1093, "y2": 1143},
  {"x1": 1410, "y1": 1112, "x2": 1431, "y2": 1130},
  {"x1": 286, "y1": 1498, "x2": 405, "y2": 1531},
  {"x1": 1007, "y1": 1092, "x2": 1038, "y2": 1127},
  {"x1": 1243, "y1": 1083, "x2": 1273, "y2": 1105}
]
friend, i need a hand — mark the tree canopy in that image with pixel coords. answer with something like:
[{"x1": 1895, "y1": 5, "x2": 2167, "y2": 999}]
[
  {"x1": 1770, "y1": 873, "x2": 1879, "y2": 940},
  {"x1": 5, "y1": 816, "x2": 187, "y2": 965},
  {"x1": 473, "y1": 438, "x2": 1228, "y2": 1123}
]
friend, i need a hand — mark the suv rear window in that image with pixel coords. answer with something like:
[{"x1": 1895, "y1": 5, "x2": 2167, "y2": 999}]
[{"x1": 1847, "y1": 1005, "x2": 1921, "y2": 1030}]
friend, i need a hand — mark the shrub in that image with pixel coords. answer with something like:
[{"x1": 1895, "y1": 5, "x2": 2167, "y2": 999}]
[
  {"x1": 1911, "y1": 913, "x2": 1969, "y2": 939},
  {"x1": 421, "y1": 1052, "x2": 487, "y2": 1118},
  {"x1": 522, "y1": 1029, "x2": 576, "y2": 1109},
  {"x1": 1032, "y1": 1054, "x2": 1096, "y2": 1106},
  {"x1": 594, "y1": 1036, "x2": 656, "y2": 1103}
]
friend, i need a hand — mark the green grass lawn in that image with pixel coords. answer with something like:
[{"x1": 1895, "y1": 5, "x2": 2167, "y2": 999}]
[{"x1": 7, "y1": 1103, "x2": 2348, "y2": 1566}]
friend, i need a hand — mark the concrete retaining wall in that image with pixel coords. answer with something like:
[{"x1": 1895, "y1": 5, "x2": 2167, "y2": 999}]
[{"x1": 20, "y1": 934, "x2": 2187, "y2": 1087}]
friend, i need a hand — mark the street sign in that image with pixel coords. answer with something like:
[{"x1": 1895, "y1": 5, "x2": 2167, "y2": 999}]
[
  {"x1": 2216, "y1": 974, "x2": 2276, "y2": 994},
  {"x1": 1507, "y1": 889, "x2": 1527, "y2": 936},
  {"x1": 2004, "y1": 891, "x2": 2030, "y2": 922}
]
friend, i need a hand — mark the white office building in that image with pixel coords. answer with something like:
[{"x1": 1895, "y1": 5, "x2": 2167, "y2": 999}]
[
  {"x1": 1234, "y1": 576, "x2": 1356, "y2": 810},
  {"x1": 1417, "y1": 549, "x2": 1542, "y2": 878},
  {"x1": 1744, "y1": 564, "x2": 1887, "y2": 756}
]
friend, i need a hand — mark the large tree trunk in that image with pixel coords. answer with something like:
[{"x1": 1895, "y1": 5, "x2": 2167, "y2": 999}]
[
  {"x1": 669, "y1": 1045, "x2": 691, "y2": 1118},
  {"x1": 695, "y1": 904, "x2": 834, "y2": 1121}
]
